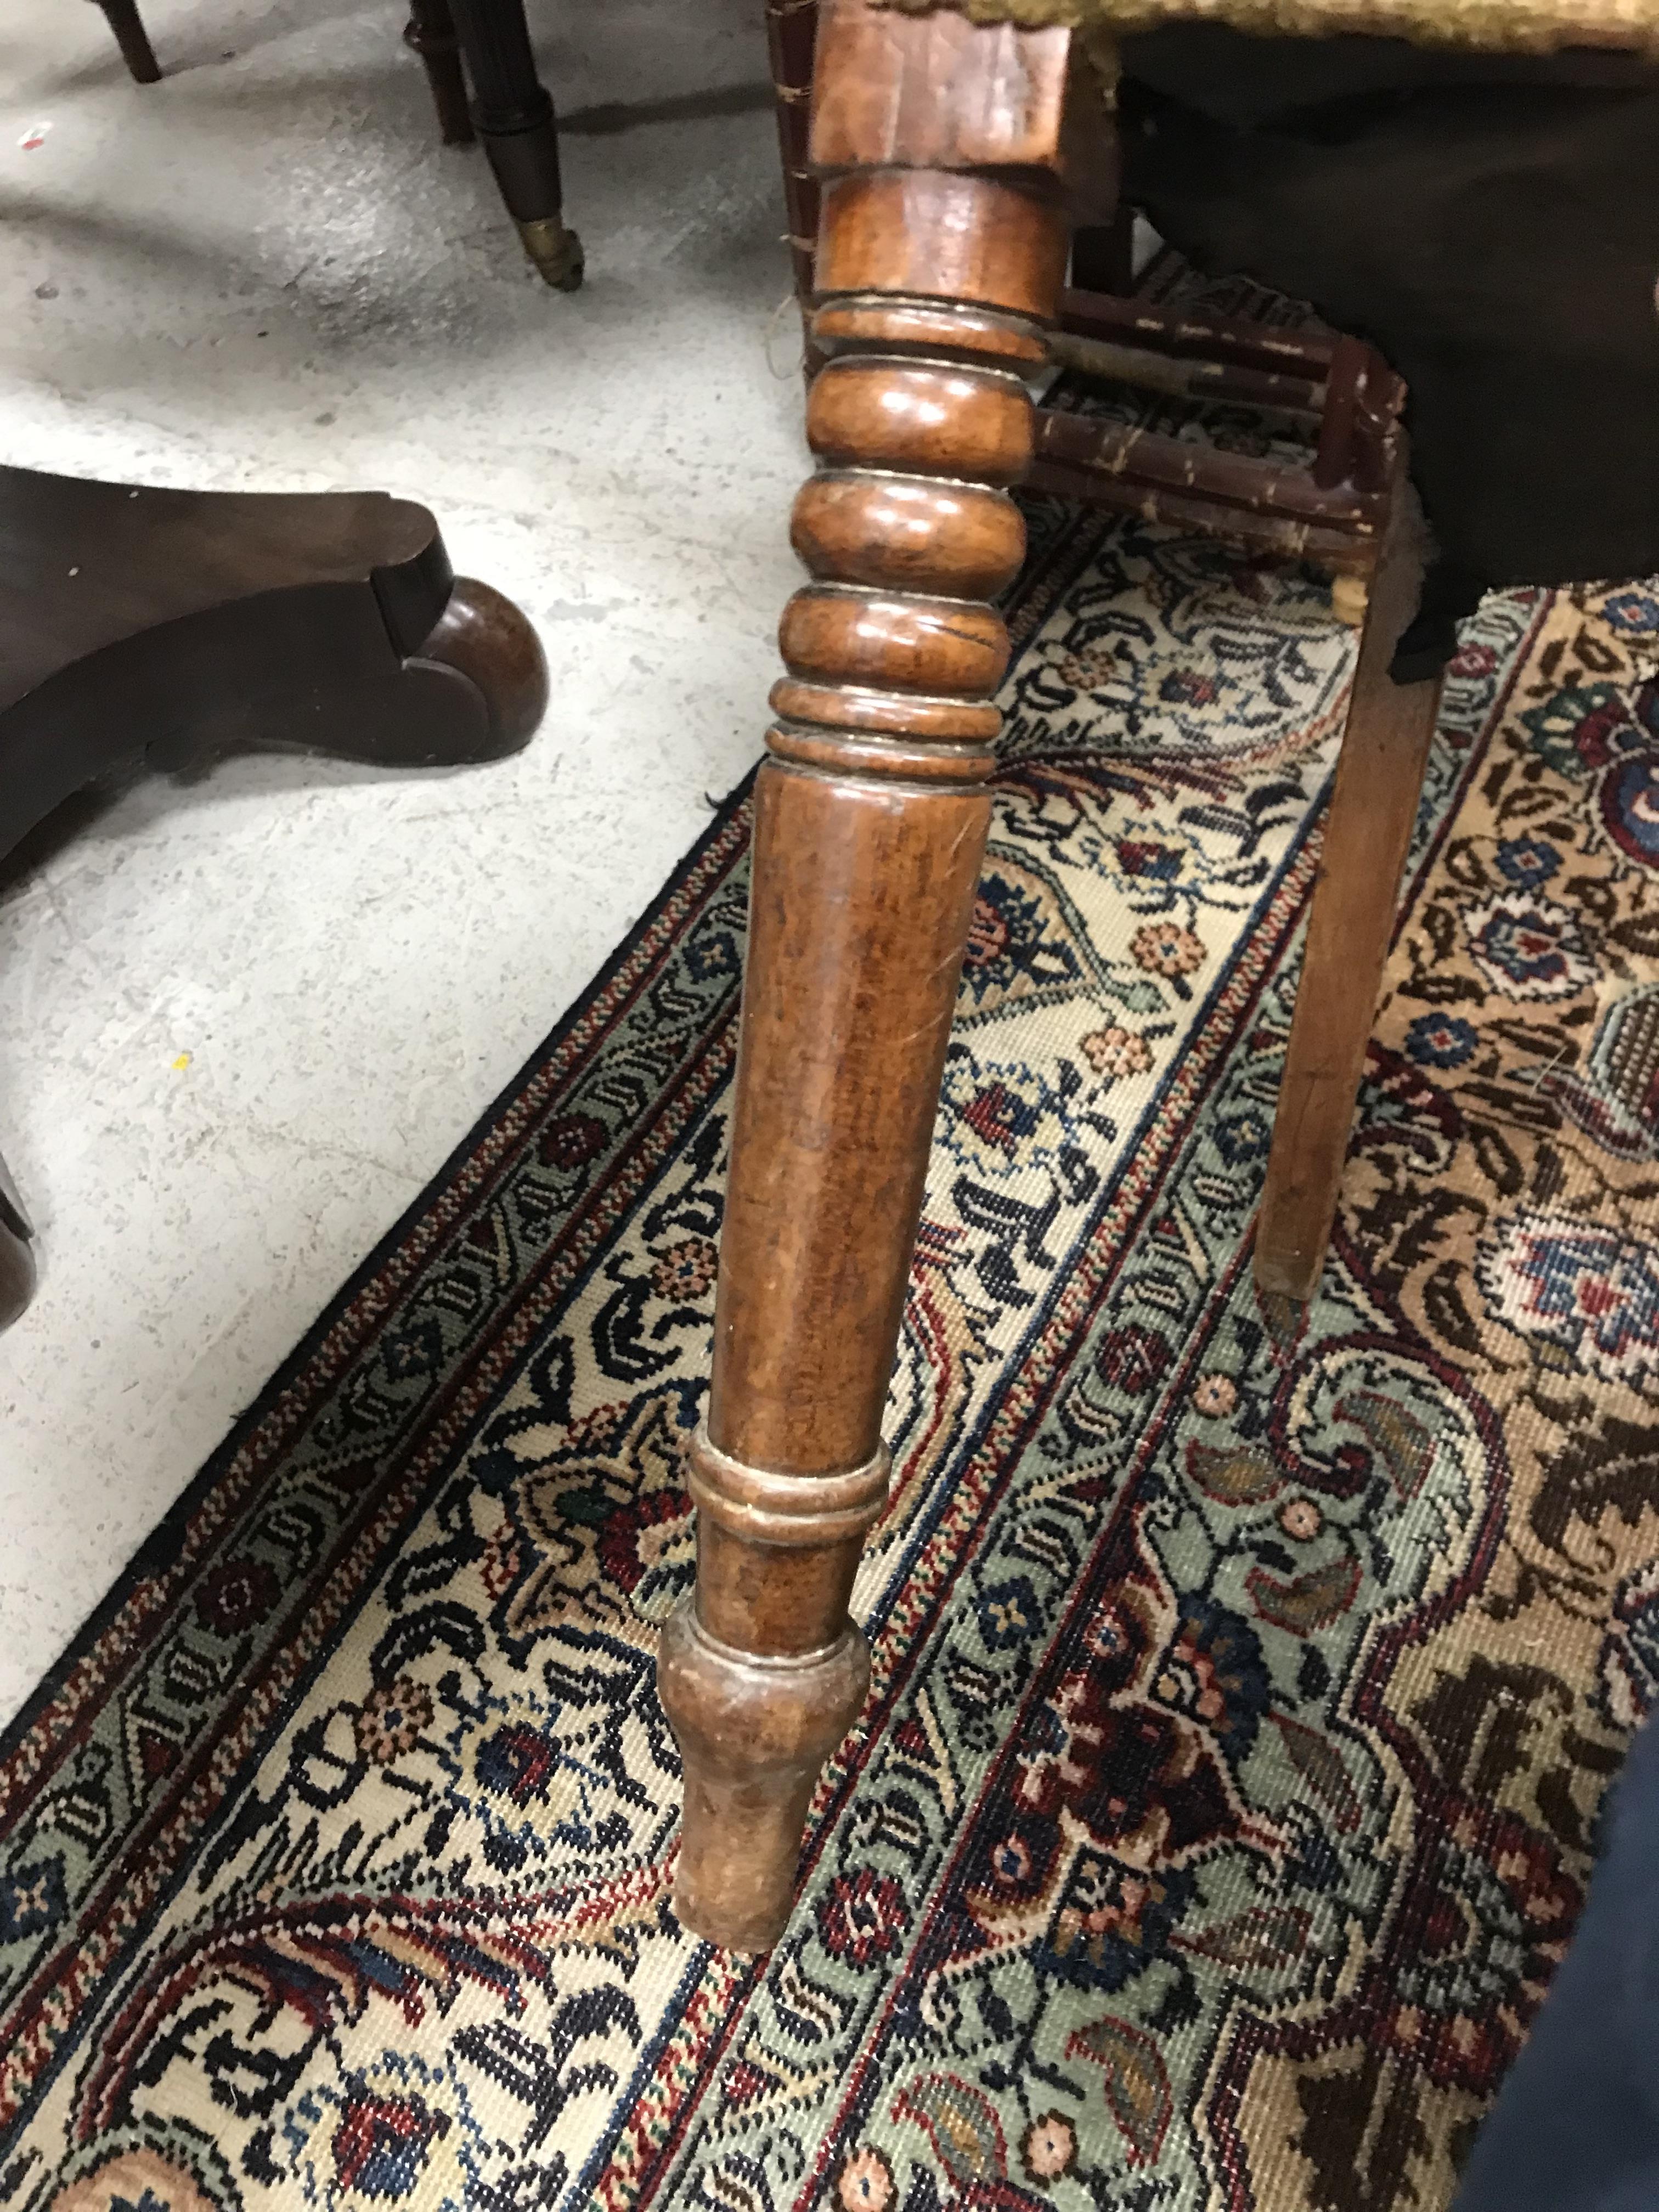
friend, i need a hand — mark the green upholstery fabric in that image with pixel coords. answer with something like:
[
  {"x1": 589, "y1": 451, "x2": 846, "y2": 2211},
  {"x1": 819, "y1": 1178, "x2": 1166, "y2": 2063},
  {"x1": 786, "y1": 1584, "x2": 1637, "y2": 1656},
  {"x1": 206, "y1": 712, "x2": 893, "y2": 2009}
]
[{"x1": 875, "y1": 0, "x2": 1658, "y2": 54}]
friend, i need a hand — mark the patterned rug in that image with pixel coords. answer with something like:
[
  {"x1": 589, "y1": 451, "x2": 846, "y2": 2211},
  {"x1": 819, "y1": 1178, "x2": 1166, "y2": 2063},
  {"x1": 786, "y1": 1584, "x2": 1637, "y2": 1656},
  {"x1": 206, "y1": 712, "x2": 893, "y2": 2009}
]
[{"x1": 7, "y1": 339, "x2": 1659, "y2": 2212}]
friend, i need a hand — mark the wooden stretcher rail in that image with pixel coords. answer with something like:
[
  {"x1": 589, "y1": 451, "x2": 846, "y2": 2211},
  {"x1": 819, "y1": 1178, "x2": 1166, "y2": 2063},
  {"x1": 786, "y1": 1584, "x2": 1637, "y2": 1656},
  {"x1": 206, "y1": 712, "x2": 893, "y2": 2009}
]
[{"x1": 1034, "y1": 407, "x2": 1386, "y2": 531}]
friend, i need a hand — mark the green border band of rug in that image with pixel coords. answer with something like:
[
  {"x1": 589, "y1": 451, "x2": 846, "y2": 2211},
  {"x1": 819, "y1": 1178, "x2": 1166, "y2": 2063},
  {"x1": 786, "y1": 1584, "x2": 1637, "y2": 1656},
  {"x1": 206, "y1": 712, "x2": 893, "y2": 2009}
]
[{"x1": 871, "y1": 0, "x2": 1659, "y2": 57}]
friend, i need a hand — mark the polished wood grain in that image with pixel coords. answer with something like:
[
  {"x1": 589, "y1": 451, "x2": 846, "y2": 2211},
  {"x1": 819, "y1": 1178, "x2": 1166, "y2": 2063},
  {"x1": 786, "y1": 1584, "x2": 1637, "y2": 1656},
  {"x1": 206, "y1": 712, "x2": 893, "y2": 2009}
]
[
  {"x1": 657, "y1": 0, "x2": 1068, "y2": 1955},
  {"x1": 816, "y1": 172, "x2": 1066, "y2": 316},
  {"x1": 0, "y1": 467, "x2": 548, "y2": 870},
  {"x1": 0, "y1": 467, "x2": 550, "y2": 1335},
  {"x1": 792, "y1": 474, "x2": 1025, "y2": 599},
  {"x1": 778, "y1": 587, "x2": 1010, "y2": 696},
  {"x1": 769, "y1": 677, "x2": 1002, "y2": 744},
  {"x1": 1254, "y1": 478, "x2": 1438, "y2": 1302},
  {"x1": 807, "y1": 359, "x2": 1033, "y2": 484},
  {"x1": 809, "y1": 0, "x2": 1070, "y2": 173},
  {"x1": 721, "y1": 8, "x2": 1441, "y2": 1954}
]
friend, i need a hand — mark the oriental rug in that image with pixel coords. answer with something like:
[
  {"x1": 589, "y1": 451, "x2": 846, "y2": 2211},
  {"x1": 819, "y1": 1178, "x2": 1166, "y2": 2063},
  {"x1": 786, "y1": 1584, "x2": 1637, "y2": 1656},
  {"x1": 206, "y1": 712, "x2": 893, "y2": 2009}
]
[{"x1": 7, "y1": 309, "x2": 1659, "y2": 2212}]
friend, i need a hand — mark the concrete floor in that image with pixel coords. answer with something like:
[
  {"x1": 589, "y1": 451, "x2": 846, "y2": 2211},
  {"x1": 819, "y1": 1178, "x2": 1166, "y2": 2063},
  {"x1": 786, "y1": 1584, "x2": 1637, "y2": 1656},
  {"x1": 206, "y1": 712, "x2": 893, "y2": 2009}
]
[{"x1": 0, "y1": 0, "x2": 808, "y2": 1720}]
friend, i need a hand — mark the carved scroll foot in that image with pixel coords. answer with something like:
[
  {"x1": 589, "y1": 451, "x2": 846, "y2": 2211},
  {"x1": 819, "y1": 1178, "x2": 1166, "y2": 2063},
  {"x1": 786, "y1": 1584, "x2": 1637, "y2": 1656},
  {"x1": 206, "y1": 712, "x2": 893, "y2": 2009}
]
[
  {"x1": 404, "y1": 575, "x2": 550, "y2": 760},
  {"x1": 0, "y1": 469, "x2": 550, "y2": 872}
]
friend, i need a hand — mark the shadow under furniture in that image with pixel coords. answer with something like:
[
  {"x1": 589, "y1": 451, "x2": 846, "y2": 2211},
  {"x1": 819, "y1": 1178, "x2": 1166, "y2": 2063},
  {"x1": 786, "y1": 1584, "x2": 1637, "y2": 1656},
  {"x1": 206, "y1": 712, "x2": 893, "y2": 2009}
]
[{"x1": 0, "y1": 464, "x2": 549, "y2": 1334}]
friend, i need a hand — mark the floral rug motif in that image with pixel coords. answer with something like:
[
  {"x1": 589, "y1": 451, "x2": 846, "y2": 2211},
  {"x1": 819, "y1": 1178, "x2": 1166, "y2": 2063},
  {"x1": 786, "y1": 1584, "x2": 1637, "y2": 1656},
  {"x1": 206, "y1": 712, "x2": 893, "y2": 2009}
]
[{"x1": 5, "y1": 365, "x2": 1659, "y2": 2212}]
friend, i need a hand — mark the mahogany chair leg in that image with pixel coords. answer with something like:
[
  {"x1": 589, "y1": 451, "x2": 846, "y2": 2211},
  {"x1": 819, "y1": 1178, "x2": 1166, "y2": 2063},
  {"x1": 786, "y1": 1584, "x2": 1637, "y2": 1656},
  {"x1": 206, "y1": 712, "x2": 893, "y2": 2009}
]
[
  {"x1": 404, "y1": 0, "x2": 475, "y2": 146},
  {"x1": 444, "y1": 0, "x2": 581, "y2": 289},
  {"x1": 1254, "y1": 488, "x2": 1440, "y2": 1302},
  {"x1": 657, "y1": 0, "x2": 1070, "y2": 1953},
  {"x1": 93, "y1": 0, "x2": 161, "y2": 83}
]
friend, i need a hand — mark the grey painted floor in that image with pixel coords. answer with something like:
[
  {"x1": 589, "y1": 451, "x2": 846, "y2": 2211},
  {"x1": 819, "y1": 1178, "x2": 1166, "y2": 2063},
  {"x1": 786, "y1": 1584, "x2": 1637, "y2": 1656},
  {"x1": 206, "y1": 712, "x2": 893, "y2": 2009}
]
[{"x1": 0, "y1": 0, "x2": 808, "y2": 1720}]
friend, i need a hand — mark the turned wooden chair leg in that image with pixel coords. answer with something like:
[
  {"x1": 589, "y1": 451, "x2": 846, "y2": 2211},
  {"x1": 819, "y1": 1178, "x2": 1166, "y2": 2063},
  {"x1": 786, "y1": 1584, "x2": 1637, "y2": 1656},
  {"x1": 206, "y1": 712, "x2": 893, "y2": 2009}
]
[
  {"x1": 444, "y1": 0, "x2": 581, "y2": 288},
  {"x1": 93, "y1": 0, "x2": 161, "y2": 83},
  {"x1": 657, "y1": 0, "x2": 1070, "y2": 1953},
  {"x1": 404, "y1": 0, "x2": 474, "y2": 146},
  {"x1": 1254, "y1": 488, "x2": 1441, "y2": 1302}
]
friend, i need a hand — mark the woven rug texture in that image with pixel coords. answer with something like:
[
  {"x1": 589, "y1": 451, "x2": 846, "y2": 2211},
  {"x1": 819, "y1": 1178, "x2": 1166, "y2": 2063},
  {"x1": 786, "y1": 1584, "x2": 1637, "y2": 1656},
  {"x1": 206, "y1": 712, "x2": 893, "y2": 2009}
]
[{"x1": 6, "y1": 303, "x2": 1659, "y2": 2212}]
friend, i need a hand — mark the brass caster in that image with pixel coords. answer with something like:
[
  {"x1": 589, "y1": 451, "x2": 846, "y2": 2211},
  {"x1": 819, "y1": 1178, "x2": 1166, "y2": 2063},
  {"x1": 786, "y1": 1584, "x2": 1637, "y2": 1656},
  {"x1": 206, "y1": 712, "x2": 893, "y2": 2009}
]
[{"x1": 517, "y1": 219, "x2": 584, "y2": 292}]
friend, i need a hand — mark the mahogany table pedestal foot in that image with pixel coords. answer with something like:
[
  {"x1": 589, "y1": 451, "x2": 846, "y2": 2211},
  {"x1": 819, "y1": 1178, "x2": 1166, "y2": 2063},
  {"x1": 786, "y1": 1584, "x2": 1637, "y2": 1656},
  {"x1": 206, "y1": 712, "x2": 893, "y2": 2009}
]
[{"x1": 0, "y1": 463, "x2": 550, "y2": 1333}]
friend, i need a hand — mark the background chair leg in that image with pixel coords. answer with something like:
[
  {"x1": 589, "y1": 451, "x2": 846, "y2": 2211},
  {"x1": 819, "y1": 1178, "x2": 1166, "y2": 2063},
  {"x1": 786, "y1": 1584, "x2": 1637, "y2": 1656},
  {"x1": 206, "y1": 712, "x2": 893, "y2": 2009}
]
[
  {"x1": 445, "y1": 0, "x2": 581, "y2": 288},
  {"x1": 93, "y1": 0, "x2": 161, "y2": 83},
  {"x1": 403, "y1": 0, "x2": 474, "y2": 146},
  {"x1": 656, "y1": 0, "x2": 1070, "y2": 1954},
  {"x1": 1254, "y1": 498, "x2": 1441, "y2": 1304}
]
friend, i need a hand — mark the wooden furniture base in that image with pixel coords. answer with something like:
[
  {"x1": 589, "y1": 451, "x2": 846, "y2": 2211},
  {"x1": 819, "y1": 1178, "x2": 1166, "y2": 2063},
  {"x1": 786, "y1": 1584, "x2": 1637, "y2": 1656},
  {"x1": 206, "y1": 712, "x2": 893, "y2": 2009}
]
[
  {"x1": 668, "y1": 0, "x2": 1457, "y2": 1954},
  {"x1": 0, "y1": 464, "x2": 549, "y2": 1332},
  {"x1": 0, "y1": 467, "x2": 547, "y2": 866},
  {"x1": 765, "y1": 0, "x2": 1447, "y2": 1317}
]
